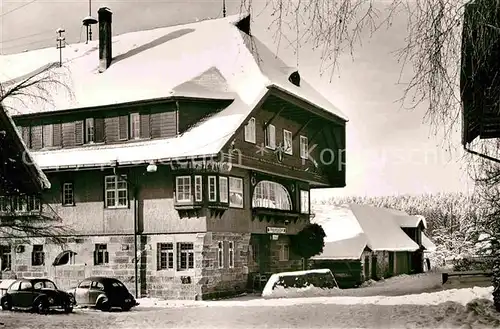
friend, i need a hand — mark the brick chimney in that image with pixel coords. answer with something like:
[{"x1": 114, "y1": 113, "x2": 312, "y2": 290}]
[{"x1": 98, "y1": 7, "x2": 112, "y2": 73}]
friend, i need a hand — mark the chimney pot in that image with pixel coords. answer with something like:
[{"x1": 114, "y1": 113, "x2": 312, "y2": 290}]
[{"x1": 98, "y1": 7, "x2": 112, "y2": 73}]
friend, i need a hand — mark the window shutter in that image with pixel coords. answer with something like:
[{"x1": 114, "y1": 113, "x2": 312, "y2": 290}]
[
  {"x1": 75, "y1": 120, "x2": 84, "y2": 145},
  {"x1": 140, "y1": 113, "x2": 150, "y2": 139},
  {"x1": 156, "y1": 243, "x2": 161, "y2": 270},
  {"x1": 30, "y1": 125, "x2": 42, "y2": 150},
  {"x1": 104, "y1": 251, "x2": 109, "y2": 264},
  {"x1": 93, "y1": 250, "x2": 98, "y2": 265},
  {"x1": 21, "y1": 126, "x2": 31, "y2": 147},
  {"x1": 119, "y1": 115, "x2": 128, "y2": 140},
  {"x1": 94, "y1": 118, "x2": 105, "y2": 143},
  {"x1": 53, "y1": 123, "x2": 62, "y2": 147}
]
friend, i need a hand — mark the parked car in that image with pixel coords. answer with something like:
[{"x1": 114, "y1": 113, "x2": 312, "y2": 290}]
[
  {"x1": 0, "y1": 278, "x2": 74, "y2": 313},
  {"x1": 0, "y1": 279, "x2": 17, "y2": 299},
  {"x1": 67, "y1": 277, "x2": 138, "y2": 311}
]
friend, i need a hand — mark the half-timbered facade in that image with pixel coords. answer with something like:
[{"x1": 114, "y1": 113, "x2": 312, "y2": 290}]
[{"x1": 0, "y1": 9, "x2": 347, "y2": 299}]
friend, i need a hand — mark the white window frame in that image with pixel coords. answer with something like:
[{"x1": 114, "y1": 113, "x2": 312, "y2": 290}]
[
  {"x1": 228, "y1": 241, "x2": 234, "y2": 268},
  {"x1": 244, "y1": 117, "x2": 256, "y2": 143},
  {"x1": 229, "y1": 177, "x2": 244, "y2": 208},
  {"x1": 300, "y1": 135, "x2": 309, "y2": 159},
  {"x1": 300, "y1": 190, "x2": 310, "y2": 214},
  {"x1": 104, "y1": 175, "x2": 128, "y2": 208},
  {"x1": 175, "y1": 176, "x2": 192, "y2": 203},
  {"x1": 265, "y1": 124, "x2": 276, "y2": 149},
  {"x1": 219, "y1": 176, "x2": 228, "y2": 203},
  {"x1": 158, "y1": 243, "x2": 174, "y2": 270},
  {"x1": 208, "y1": 176, "x2": 217, "y2": 202},
  {"x1": 85, "y1": 118, "x2": 95, "y2": 144},
  {"x1": 283, "y1": 129, "x2": 293, "y2": 155},
  {"x1": 130, "y1": 112, "x2": 140, "y2": 139},
  {"x1": 177, "y1": 242, "x2": 195, "y2": 271},
  {"x1": 217, "y1": 241, "x2": 224, "y2": 269},
  {"x1": 252, "y1": 180, "x2": 292, "y2": 210},
  {"x1": 279, "y1": 243, "x2": 289, "y2": 261},
  {"x1": 62, "y1": 182, "x2": 74, "y2": 206},
  {"x1": 194, "y1": 175, "x2": 203, "y2": 202}
]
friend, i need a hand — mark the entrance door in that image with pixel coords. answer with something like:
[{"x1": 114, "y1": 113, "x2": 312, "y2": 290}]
[
  {"x1": 388, "y1": 252, "x2": 394, "y2": 276},
  {"x1": 364, "y1": 256, "x2": 370, "y2": 280},
  {"x1": 258, "y1": 235, "x2": 271, "y2": 273},
  {"x1": 371, "y1": 255, "x2": 378, "y2": 280}
]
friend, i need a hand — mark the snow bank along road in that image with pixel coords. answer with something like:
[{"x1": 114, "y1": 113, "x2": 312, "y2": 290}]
[{"x1": 1, "y1": 287, "x2": 499, "y2": 329}]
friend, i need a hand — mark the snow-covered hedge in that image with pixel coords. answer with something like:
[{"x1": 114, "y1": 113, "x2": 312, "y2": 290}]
[{"x1": 262, "y1": 269, "x2": 339, "y2": 298}]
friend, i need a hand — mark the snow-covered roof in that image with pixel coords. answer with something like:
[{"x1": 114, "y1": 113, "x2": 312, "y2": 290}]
[
  {"x1": 0, "y1": 14, "x2": 346, "y2": 170},
  {"x1": 421, "y1": 232, "x2": 437, "y2": 252},
  {"x1": 311, "y1": 203, "x2": 420, "y2": 260},
  {"x1": 393, "y1": 214, "x2": 428, "y2": 229},
  {"x1": 349, "y1": 204, "x2": 420, "y2": 252},
  {"x1": 312, "y1": 233, "x2": 368, "y2": 260},
  {"x1": 0, "y1": 105, "x2": 51, "y2": 189}
]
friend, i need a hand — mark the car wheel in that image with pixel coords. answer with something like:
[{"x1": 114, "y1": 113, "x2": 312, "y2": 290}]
[
  {"x1": 35, "y1": 299, "x2": 48, "y2": 314},
  {"x1": 64, "y1": 305, "x2": 73, "y2": 313},
  {"x1": 97, "y1": 299, "x2": 111, "y2": 312},
  {"x1": 1, "y1": 297, "x2": 12, "y2": 311},
  {"x1": 121, "y1": 304, "x2": 132, "y2": 312}
]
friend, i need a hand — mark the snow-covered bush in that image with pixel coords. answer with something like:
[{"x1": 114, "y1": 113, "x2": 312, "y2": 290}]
[{"x1": 262, "y1": 269, "x2": 338, "y2": 298}]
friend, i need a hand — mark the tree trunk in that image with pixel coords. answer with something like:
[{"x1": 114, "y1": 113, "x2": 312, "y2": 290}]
[{"x1": 492, "y1": 226, "x2": 500, "y2": 311}]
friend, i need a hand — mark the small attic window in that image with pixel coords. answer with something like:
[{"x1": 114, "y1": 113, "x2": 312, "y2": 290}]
[
  {"x1": 236, "y1": 15, "x2": 251, "y2": 35},
  {"x1": 289, "y1": 71, "x2": 300, "y2": 87}
]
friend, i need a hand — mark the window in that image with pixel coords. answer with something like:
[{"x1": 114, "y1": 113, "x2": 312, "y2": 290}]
[
  {"x1": 244, "y1": 117, "x2": 256, "y2": 143},
  {"x1": 217, "y1": 241, "x2": 223, "y2": 268},
  {"x1": 265, "y1": 124, "x2": 276, "y2": 149},
  {"x1": 91, "y1": 281, "x2": 105, "y2": 290},
  {"x1": 300, "y1": 190, "x2": 310, "y2": 214},
  {"x1": 175, "y1": 176, "x2": 191, "y2": 202},
  {"x1": 62, "y1": 182, "x2": 74, "y2": 206},
  {"x1": 105, "y1": 175, "x2": 128, "y2": 208},
  {"x1": 229, "y1": 177, "x2": 244, "y2": 208},
  {"x1": 194, "y1": 176, "x2": 202, "y2": 202},
  {"x1": 85, "y1": 118, "x2": 95, "y2": 143},
  {"x1": 228, "y1": 241, "x2": 234, "y2": 268},
  {"x1": 279, "y1": 244, "x2": 289, "y2": 261},
  {"x1": 32, "y1": 245, "x2": 45, "y2": 266},
  {"x1": 26, "y1": 195, "x2": 41, "y2": 212},
  {"x1": 78, "y1": 280, "x2": 91, "y2": 289},
  {"x1": 219, "y1": 177, "x2": 228, "y2": 203},
  {"x1": 20, "y1": 281, "x2": 33, "y2": 291},
  {"x1": 252, "y1": 180, "x2": 292, "y2": 210},
  {"x1": 94, "y1": 244, "x2": 109, "y2": 265},
  {"x1": 118, "y1": 115, "x2": 129, "y2": 140},
  {"x1": 283, "y1": 129, "x2": 293, "y2": 155},
  {"x1": 208, "y1": 176, "x2": 217, "y2": 202},
  {"x1": 177, "y1": 243, "x2": 194, "y2": 271},
  {"x1": 130, "y1": 113, "x2": 140, "y2": 139},
  {"x1": 0, "y1": 245, "x2": 11, "y2": 271},
  {"x1": 11, "y1": 195, "x2": 25, "y2": 212},
  {"x1": 157, "y1": 243, "x2": 174, "y2": 270},
  {"x1": 42, "y1": 124, "x2": 53, "y2": 148},
  {"x1": 300, "y1": 136, "x2": 309, "y2": 159}
]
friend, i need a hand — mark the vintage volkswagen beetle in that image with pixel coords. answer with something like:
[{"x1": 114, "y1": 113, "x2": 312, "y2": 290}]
[
  {"x1": 67, "y1": 277, "x2": 138, "y2": 311},
  {"x1": 0, "y1": 278, "x2": 73, "y2": 313}
]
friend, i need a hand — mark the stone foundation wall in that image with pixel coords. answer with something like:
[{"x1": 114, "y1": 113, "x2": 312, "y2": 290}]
[
  {"x1": 374, "y1": 251, "x2": 390, "y2": 279},
  {"x1": 0, "y1": 236, "x2": 137, "y2": 294}
]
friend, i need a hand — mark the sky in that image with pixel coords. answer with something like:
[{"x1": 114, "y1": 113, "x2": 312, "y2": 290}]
[{"x1": 0, "y1": 0, "x2": 474, "y2": 200}]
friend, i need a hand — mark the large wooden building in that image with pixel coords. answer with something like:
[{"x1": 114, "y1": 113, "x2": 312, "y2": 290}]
[{"x1": 0, "y1": 10, "x2": 347, "y2": 299}]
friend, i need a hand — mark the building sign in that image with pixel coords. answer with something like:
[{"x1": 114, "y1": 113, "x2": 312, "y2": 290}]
[
  {"x1": 267, "y1": 227, "x2": 286, "y2": 234},
  {"x1": 170, "y1": 160, "x2": 232, "y2": 173}
]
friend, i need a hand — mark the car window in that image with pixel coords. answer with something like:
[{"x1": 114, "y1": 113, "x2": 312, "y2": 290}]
[
  {"x1": 20, "y1": 281, "x2": 33, "y2": 291},
  {"x1": 8, "y1": 282, "x2": 20, "y2": 291},
  {"x1": 112, "y1": 282, "x2": 124, "y2": 287},
  {"x1": 91, "y1": 281, "x2": 104, "y2": 290},
  {"x1": 33, "y1": 281, "x2": 44, "y2": 290},
  {"x1": 44, "y1": 280, "x2": 57, "y2": 290},
  {"x1": 78, "y1": 280, "x2": 91, "y2": 289}
]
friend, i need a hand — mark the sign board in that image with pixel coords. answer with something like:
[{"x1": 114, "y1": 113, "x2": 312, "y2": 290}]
[
  {"x1": 267, "y1": 227, "x2": 286, "y2": 234},
  {"x1": 271, "y1": 235, "x2": 279, "y2": 241}
]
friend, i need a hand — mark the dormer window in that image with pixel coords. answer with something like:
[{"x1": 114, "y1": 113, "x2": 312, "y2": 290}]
[
  {"x1": 265, "y1": 124, "x2": 276, "y2": 149},
  {"x1": 244, "y1": 117, "x2": 256, "y2": 143}
]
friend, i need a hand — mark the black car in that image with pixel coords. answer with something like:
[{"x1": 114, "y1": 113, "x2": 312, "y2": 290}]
[
  {"x1": 1, "y1": 278, "x2": 74, "y2": 314},
  {"x1": 67, "y1": 277, "x2": 138, "y2": 311}
]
